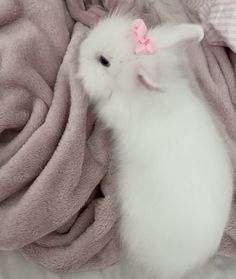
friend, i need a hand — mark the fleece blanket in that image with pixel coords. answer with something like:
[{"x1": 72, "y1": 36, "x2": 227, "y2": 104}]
[
  {"x1": 194, "y1": 0, "x2": 236, "y2": 53},
  {"x1": 0, "y1": 0, "x2": 235, "y2": 274}
]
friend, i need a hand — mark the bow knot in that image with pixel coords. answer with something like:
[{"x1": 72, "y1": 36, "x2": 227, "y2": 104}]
[{"x1": 130, "y1": 19, "x2": 155, "y2": 55}]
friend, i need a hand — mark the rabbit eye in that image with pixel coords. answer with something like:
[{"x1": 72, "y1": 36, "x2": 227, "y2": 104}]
[{"x1": 98, "y1": 56, "x2": 110, "y2": 67}]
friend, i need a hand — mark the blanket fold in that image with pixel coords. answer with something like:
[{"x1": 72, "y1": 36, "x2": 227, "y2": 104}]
[
  {"x1": 0, "y1": 0, "x2": 236, "y2": 274},
  {"x1": 0, "y1": 0, "x2": 120, "y2": 273}
]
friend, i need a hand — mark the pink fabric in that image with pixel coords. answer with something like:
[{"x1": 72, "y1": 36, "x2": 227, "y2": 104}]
[
  {"x1": 130, "y1": 19, "x2": 154, "y2": 54},
  {"x1": 185, "y1": 0, "x2": 236, "y2": 53}
]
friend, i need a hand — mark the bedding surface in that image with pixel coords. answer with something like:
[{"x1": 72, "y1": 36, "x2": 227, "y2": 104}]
[
  {"x1": 0, "y1": 251, "x2": 236, "y2": 279},
  {"x1": 184, "y1": 0, "x2": 236, "y2": 53}
]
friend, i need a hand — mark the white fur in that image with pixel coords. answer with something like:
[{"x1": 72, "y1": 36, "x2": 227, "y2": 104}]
[{"x1": 78, "y1": 16, "x2": 233, "y2": 279}]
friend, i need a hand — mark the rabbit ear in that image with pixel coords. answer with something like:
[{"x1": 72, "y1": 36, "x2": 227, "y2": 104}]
[
  {"x1": 137, "y1": 65, "x2": 161, "y2": 91},
  {"x1": 151, "y1": 24, "x2": 204, "y2": 49}
]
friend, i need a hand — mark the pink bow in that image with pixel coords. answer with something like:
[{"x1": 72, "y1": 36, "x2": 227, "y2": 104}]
[{"x1": 130, "y1": 19, "x2": 155, "y2": 55}]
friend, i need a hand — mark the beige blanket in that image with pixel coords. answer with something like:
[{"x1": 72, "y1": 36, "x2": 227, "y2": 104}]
[{"x1": 0, "y1": 0, "x2": 235, "y2": 274}]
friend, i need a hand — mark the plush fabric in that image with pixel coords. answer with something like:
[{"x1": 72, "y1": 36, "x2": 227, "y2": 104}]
[
  {"x1": 0, "y1": 0, "x2": 120, "y2": 273},
  {"x1": 184, "y1": 0, "x2": 236, "y2": 53},
  {"x1": 1, "y1": 251, "x2": 236, "y2": 279}
]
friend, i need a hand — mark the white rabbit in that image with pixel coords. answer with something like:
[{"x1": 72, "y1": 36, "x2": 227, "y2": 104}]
[{"x1": 78, "y1": 16, "x2": 233, "y2": 279}]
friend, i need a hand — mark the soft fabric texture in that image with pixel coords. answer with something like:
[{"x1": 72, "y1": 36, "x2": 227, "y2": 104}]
[
  {"x1": 0, "y1": 0, "x2": 236, "y2": 274},
  {"x1": 0, "y1": 251, "x2": 236, "y2": 279},
  {"x1": 184, "y1": 0, "x2": 236, "y2": 53},
  {"x1": 0, "y1": 0, "x2": 120, "y2": 274},
  {"x1": 1, "y1": 251, "x2": 236, "y2": 279}
]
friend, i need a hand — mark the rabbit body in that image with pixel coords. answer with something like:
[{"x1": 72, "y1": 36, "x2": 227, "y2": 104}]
[{"x1": 79, "y1": 16, "x2": 233, "y2": 279}]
